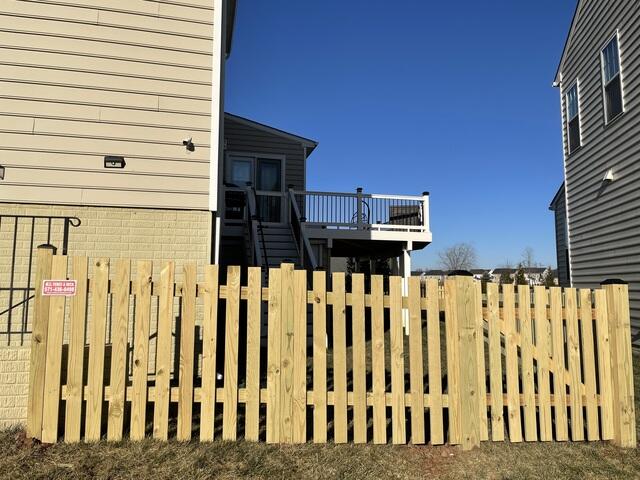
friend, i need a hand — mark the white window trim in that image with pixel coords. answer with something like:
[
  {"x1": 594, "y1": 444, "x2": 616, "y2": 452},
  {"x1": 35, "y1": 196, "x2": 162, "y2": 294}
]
[
  {"x1": 600, "y1": 30, "x2": 625, "y2": 124},
  {"x1": 565, "y1": 79, "x2": 582, "y2": 154}
]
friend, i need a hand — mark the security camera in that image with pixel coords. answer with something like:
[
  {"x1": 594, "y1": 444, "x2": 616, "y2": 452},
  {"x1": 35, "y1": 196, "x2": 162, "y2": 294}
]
[{"x1": 182, "y1": 137, "x2": 195, "y2": 152}]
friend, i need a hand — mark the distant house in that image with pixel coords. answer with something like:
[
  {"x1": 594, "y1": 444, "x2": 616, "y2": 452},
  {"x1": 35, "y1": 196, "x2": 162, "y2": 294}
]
[
  {"x1": 552, "y1": 0, "x2": 640, "y2": 339},
  {"x1": 490, "y1": 267, "x2": 551, "y2": 286}
]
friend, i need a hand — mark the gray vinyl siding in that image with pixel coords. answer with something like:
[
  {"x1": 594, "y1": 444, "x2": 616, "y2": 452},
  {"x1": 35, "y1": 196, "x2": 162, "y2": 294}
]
[
  {"x1": 224, "y1": 117, "x2": 307, "y2": 190},
  {"x1": 551, "y1": 186, "x2": 570, "y2": 287},
  {"x1": 558, "y1": 0, "x2": 640, "y2": 336},
  {"x1": 0, "y1": 0, "x2": 220, "y2": 210}
]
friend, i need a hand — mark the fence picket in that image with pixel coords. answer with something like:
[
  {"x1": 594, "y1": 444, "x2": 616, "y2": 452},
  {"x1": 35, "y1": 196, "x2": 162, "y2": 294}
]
[
  {"x1": 518, "y1": 286, "x2": 537, "y2": 442},
  {"x1": 408, "y1": 276, "x2": 425, "y2": 444},
  {"x1": 444, "y1": 278, "x2": 461, "y2": 444},
  {"x1": 222, "y1": 265, "x2": 241, "y2": 441},
  {"x1": 292, "y1": 270, "x2": 308, "y2": 443},
  {"x1": 246, "y1": 267, "x2": 262, "y2": 442},
  {"x1": 130, "y1": 261, "x2": 152, "y2": 441},
  {"x1": 332, "y1": 272, "x2": 348, "y2": 443},
  {"x1": 279, "y1": 264, "x2": 295, "y2": 443},
  {"x1": 200, "y1": 265, "x2": 220, "y2": 441},
  {"x1": 579, "y1": 289, "x2": 599, "y2": 441},
  {"x1": 106, "y1": 259, "x2": 131, "y2": 442},
  {"x1": 390, "y1": 276, "x2": 406, "y2": 444},
  {"x1": 312, "y1": 271, "x2": 328, "y2": 443},
  {"x1": 427, "y1": 278, "x2": 443, "y2": 445},
  {"x1": 27, "y1": 247, "x2": 54, "y2": 440},
  {"x1": 64, "y1": 256, "x2": 88, "y2": 443},
  {"x1": 503, "y1": 284, "x2": 522, "y2": 443},
  {"x1": 266, "y1": 268, "x2": 282, "y2": 444},
  {"x1": 550, "y1": 287, "x2": 568, "y2": 441},
  {"x1": 41, "y1": 255, "x2": 68, "y2": 444},
  {"x1": 487, "y1": 283, "x2": 504, "y2": 442},
  {"x1": 153, "y1": 261, "x2": 175, "y2": 441},
  {"x1": 533, "y1": 286, "x2": 552, "y2": 442},
  {"x1": 352, "y1": 273, "x2": 367, "y2": 444},
  {"x1": 370, "y1": 275, "x2": 387, "y2": 445},
  {"x1": 475, "y1": 281, "x2": 488, "y2": 441},
  {"x1": 177, "y1": 263, "x2": 197, "y2": 441},
  {"x1": 85, "y1": 258, "x2": 110, "y2": 442},
  {"x1": 594, "y1": 289, "x2": 614, "y2": 440},
  {"x1": 565, "y1": 288, "x2": 584, "y2": 441}
]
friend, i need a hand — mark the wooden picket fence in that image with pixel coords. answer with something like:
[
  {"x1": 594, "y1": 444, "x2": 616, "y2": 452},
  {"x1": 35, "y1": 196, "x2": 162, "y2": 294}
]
[{"x1": 26, "y1": 251, "x2": 636, "y2": 449}]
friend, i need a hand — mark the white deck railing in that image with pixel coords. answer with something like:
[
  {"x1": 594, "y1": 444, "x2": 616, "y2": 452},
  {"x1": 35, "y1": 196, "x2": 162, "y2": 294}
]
[{"x1": 291, "y1": 189, "x2": 430, "y2": 234}]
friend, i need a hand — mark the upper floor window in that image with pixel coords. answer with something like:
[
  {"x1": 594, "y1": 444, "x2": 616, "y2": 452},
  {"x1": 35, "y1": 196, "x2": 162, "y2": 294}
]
[
  {"x1": 566, "y1": 83, "x2": 581, "y2": 153},
  {"x1": 601, "y1": 34, "x2": 624, "y2": 123}
]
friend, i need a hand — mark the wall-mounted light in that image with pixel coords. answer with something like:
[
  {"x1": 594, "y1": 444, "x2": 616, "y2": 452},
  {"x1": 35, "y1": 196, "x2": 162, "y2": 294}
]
[
  {"x1": 0, "y1": 164, "x2": 5, "y2": 180},
  {"x1": 183, "y1": 137, "x2": 195, "y2": 152},
  {"x1": 602, "y1": 168, "x2": 614, "y2": 184},
  {"x1": 104, "y1": 156, "x2": 126, "y2": 169}
]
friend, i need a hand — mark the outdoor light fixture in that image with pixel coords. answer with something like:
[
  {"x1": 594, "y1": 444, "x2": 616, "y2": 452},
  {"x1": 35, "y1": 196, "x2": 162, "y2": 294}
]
[
  {"x1": 183, "y1": 137, "x2": 195, "y2": 152},
  {"x1": 602, "y1": 168, "x2": 614, "y2": 184},
  {"x1": 0, "y1": 164, "x2": 5, "y2": 180},
  {"x1": 104, "y1": 156, "x2": 126, "y2": 169}
]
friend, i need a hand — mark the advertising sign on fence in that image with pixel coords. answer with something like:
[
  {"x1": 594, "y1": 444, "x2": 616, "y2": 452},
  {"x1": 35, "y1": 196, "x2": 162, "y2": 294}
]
[{"x1": 42, "y1": 280, "x2": 77, "y2": 296}]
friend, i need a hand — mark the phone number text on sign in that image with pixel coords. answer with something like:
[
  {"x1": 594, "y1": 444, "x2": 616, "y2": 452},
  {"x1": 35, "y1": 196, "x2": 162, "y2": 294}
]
[{"x1": 42, "y1": 280, "x2": 77, "y2": 297}]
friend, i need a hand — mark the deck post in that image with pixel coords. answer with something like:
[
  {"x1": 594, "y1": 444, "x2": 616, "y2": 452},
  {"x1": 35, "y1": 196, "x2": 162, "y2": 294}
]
[
  {"x1": 400, "y1": 243, "x2": 412, "y2": 334},
  {"x1": 422, "y1": 192, "x2": 430, "y2": 230}
]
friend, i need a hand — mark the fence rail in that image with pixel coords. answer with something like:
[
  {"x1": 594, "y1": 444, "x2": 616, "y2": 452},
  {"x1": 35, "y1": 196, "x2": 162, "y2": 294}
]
[{"x1": 26, "y1": 253, "x2": 636, "y2": 449}]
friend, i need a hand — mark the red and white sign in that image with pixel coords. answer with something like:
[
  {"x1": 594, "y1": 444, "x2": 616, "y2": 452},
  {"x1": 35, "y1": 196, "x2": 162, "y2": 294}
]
[{"x1": 43, "y1": 280, "x2": 77, "y2": 297}]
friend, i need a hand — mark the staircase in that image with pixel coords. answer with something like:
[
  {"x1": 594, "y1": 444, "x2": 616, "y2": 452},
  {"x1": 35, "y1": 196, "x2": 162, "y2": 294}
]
[{"x1": 255, "y1": 224, "x2": 301, "y2": 269}]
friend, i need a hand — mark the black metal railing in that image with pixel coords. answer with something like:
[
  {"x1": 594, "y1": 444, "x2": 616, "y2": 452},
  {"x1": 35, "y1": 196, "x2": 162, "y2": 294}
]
[{"x1": 0, "y1": 214, "x2": 81, "y2": 345}]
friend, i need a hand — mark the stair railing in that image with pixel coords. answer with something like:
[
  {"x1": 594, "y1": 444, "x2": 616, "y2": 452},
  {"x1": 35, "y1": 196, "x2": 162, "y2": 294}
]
[
  {"x1": 288, "y1": 188, "x2": 318, "y2": 271},
  {"x1": 245, "y1": 183, "x2": 267, "y2": 269}
]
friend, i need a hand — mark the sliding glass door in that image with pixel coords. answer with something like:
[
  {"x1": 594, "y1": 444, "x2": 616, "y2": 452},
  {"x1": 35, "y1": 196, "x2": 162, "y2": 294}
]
[{"x1": 225, "y1": 154, "x2": 284, "y2": 223}]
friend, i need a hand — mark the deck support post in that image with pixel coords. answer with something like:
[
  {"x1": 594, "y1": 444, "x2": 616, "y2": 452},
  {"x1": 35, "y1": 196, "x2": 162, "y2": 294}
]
[{"x1": 400, "y1": 243, "x2": 412, "y2": 335}]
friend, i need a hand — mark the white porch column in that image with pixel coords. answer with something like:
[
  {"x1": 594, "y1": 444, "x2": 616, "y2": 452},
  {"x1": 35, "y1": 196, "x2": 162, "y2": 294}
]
[{"x1": 400, "y1": 242, "x2": 412, "y2": 335}]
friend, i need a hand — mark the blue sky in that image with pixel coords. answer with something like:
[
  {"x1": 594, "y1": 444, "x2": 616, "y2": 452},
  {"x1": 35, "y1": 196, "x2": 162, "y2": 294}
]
[{"x1": 225, "y1": 0, "x2": 577, "y2": 269}]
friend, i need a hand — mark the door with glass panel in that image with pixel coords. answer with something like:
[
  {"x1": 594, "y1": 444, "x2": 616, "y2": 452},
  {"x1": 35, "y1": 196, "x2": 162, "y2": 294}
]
[{"x1": 224, "y1": 154, "x2": 284, "y2": 223}]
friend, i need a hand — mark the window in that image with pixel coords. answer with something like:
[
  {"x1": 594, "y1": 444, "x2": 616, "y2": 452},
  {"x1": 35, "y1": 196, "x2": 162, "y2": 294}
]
[
  {"x1": 566, "y1": 83, "x2": 581, "y2": 153},
  {"x1": 601, "y1": 34, "x2": 623, "y2": 123}
]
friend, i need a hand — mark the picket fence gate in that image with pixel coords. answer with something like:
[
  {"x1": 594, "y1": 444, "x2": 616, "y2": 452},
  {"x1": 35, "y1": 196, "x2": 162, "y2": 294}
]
[{"x1": 26, "y1": 250, "x2": 636, "y2": 449}]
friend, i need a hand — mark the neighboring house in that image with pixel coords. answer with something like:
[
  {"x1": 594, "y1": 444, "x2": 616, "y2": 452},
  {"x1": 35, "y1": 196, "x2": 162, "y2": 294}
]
[
  {"x1": 549, "y1": 183, "x2": 570, "y2": 287},
  {"x1": 552, "y1": 0, "x2": 640, "y2": 340},
  {"x1": 489, "y1": 267, "x2": 550, "y2": 286},
  {"x1": 218, "y1": 113, "x2": 432, "y2": 280}
]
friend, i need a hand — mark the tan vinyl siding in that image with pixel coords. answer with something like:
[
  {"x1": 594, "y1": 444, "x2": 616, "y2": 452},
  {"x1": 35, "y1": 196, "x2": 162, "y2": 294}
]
[
  {"x1": 0, "y1": 0, "x2": 219, "y2": 210},
  {"x1": 558, "y1": 0, "x2": 640, "y2": 335}
]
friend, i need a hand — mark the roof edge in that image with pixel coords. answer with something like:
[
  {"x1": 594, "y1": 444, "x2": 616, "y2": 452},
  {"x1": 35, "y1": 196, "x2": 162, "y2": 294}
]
[
  {"x1": 549, "y1": 182, "x2": 565, "y2": 210},
  {"x1": 554, "y1": 0, "x2": 583, "y2": 86},
  {"x1": 224, "y1": 112, "x2": 319, "y2": 152}
]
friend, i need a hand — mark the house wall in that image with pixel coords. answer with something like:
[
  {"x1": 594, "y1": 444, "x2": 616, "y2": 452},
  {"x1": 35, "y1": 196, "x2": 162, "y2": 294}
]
[
  {"x1": 0, "y1": 0, "x2": 222, "y2": 210},
  {"x1": 551, "y1": 187, "x2": 570, "y2": 287},
  {"x1": 558, "y1": 0, "x2": 640, "y2": 336},
  {"x1": 0, "y1": 203, "x2": 211, "y2": 346},
  {"x1": 224, "y1": 116, "x2": 307, "y2": 191}
]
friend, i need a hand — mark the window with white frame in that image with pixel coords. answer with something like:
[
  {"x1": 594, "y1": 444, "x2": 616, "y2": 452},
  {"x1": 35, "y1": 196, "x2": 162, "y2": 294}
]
[
  {"x1": 602, "y1": 34, "x2": 623, "y2": 123},
  {"x1": 566, "y1": 83, "x2": 581, "y2": 153}
]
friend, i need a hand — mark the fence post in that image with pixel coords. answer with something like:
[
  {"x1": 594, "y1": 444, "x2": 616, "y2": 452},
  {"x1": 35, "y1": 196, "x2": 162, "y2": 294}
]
[
  {"x1": 601, "y1": 279, "x2": 637, "y2": 448},
  {"x1": 26, "y1": 244, "x2": 55, "y2": 439},
  {"x1": 450, "y1": 271, "x2": 481, "y2": 450}
]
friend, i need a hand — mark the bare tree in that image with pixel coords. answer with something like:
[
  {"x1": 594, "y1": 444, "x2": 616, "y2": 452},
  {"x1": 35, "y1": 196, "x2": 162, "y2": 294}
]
[
  {"x1": 438, "y1": 243, "x2": 477, "y2": 271},
  {"x1": 521, "y1": 247, "x2": 536, "y2": 268}
]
